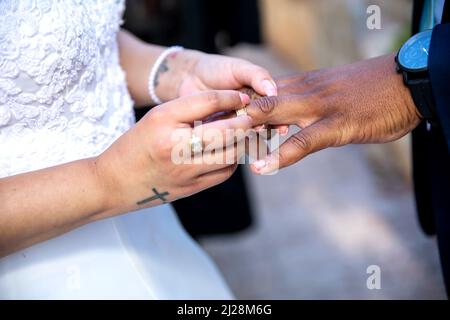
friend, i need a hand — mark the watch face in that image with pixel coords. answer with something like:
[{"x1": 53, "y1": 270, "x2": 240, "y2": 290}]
[{"x1": 398, "y1": 29, "x2": 432, "y2": 72}]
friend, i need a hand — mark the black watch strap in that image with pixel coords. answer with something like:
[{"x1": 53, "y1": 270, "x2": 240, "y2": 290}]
[{"x1": 407, "y1": 78, "x2": 436, "y2": 120}]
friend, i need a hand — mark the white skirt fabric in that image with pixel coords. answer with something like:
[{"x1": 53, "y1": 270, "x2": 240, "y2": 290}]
[
  {"x1": 0, "y1": 205, "x2": 233, "y2": 299},
  {"x1": 0, "y1": 0, "x2": 232, "y2": 300}
]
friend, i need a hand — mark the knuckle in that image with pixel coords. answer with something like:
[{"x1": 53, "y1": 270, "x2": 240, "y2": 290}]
[
  {"x1": 253, "y1": 65, "x2": 269, "y2": 77},
  {"x1": 303, "y1": 70, "x2": 322, "y2": 88},
  {"x1": 204, "y1": 91, "x2": 220, "y2": 106},
  {"x1": 154, "y1": 131, "x2": 178, "y2": 160},
  {"x1": 329, "y1": 114, "x2": 351, "y2": 145},
  {"x1": 148, "y1": 106, "x2": 166, "y2": 123},
  {"x1": 154, "y1": 140, "x2": 172, "y2": 160},
  {"x1": 233, "y1": 58, "x2": 251, "y2": 69},
  {"x1": 276, "y1": 150, "x2": 288, "y2": 167},
  {"x1": 289, "y1": 132, "x2": 312, "y2": 151},
  {"x1": 305, "y1": 91, "x2": 325, "y2": 115},
  {"x1": 254, "y1": 96, "x2": 276, "y2": 114}
]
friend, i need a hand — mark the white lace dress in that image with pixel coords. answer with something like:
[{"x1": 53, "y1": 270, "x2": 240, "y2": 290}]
[{"x1": 0, "y1": 0, "x2": 232, "y2": 299}]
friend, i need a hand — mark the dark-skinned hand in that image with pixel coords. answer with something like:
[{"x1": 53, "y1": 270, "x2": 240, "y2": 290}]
[{"x1": 245, "y1": 53, "x2": 422, "y2": 174}]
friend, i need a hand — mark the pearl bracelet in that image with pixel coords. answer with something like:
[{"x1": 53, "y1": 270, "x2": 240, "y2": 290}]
[{"x1": 148, "y1": 46, "x2": 184, "y2": 105}]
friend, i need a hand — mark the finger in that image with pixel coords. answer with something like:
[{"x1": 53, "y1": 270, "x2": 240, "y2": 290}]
[
  {"x1": 250, "y1": 120, "x2": 338, "y2": 174},
  {"x1": 196, "y1": 164, "x2": 238, "y2": 190},
  {"x1": 199, "y1": 111, "x2": 288, "y2": 138},
  {"x1": 202, "y1": 111, "x2": 234, "y2": 123},
  {"x1": 238, "y1": 87, "x2": 263, "y2": 101},
  {"x1": 197, "y1": 142, "x2": 247, "y2": 174},
  {"x1": 180, "y1": 141, "x2": 246, "y2": 176},
  {"x1": 245, "y1": 133, "x2": 271, "y2": 163},
  {"x1": 236, "y1": 87, "x2": 289, "y2": 135},
  {"x1": 271, "y1": 124, "x2": 290, "y2": 136},
  {"x1": 231, "y1": 61, "x2": 278, "y2": 97},
  {"x1": 273, "y1": 124, "x2": 289, "y2": 137},
  {"x1": 194, "y1": 115, "x2": 253, "y2": 148},
  {"x1": 172, "y1": 90, "x2": 250, "y2": 123},
  {"x1": 245, "y1": 95, "x2": 289, "y2": 125},
  {"x1": 246, "y1": 94, "x2": 315, "y2": 127},
  {"x1": 169, "y1": 125, "x2": 247, "y2": 173}
]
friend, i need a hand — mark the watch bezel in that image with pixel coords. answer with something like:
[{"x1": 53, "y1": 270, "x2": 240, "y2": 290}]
[{"x1": 396, "y1": 29, "x2": 432, "y2": 73}]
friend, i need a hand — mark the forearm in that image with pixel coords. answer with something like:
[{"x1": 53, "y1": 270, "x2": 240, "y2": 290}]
[
  {"x1": 118, "y1": 29, "x2": 197, "y2": 106},
  {"x1": 0, "y1": 158, "x2": 109, "y2": 257}
]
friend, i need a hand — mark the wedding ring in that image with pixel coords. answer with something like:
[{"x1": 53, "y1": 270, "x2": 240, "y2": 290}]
[
  {"x1": 189, "y1": 132, "x2": 203, "y2": 155},
  {"x1": 235, "y1": 107, "x2": 248, "y2": 117}
]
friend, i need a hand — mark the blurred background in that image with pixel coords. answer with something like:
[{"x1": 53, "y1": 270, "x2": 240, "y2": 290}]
[{"x1": 123, "y1": 0, "x2": 446, "y2": 299}]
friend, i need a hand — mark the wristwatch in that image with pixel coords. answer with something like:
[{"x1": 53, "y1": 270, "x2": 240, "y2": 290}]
[{"x1": 395, "y1": 29, "x2": 436, "y2": 122}]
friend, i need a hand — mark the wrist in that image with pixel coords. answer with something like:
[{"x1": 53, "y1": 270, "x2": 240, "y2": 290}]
[
  {"x1": 86, "y1": 155, "x2": 124, "y2": 219},
  {"x1": 154, "y1": 49, "x2": 201, "y2": 102},
  {"x1": 91, "y1": 145, "x2": 164, "y2": 218},
  {"x1": 388, "y1": 54, "x2": 423, "y2": 122}
]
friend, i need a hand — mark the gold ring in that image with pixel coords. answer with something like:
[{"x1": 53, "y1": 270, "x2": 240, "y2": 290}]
[
  {"x1": 235, "y1": 107, "x2": 248, "y2": 117},
  {"x1": 189, "y1": 132, "x2": 203, "y2": 155}
]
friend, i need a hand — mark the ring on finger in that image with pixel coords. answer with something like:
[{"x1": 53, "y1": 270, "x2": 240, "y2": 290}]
[
  {"x1": 189, "y1": 132, "x2": 203, "y2": 155},
  {"x1": 235, "y1": 107, "x2": 248, "y2": 117}
]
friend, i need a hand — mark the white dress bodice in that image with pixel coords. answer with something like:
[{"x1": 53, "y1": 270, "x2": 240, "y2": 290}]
[
  {"x1": 0, "y1": 0, "x2": 231, "y2": 299},
  {"x1": 0, "y1": 0, "x2": 134, "y2": 174}
]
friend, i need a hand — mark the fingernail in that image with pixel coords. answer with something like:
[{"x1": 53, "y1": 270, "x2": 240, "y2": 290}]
[
  {"x1": 279, "y1": 127, "x2": 289, "y2": 136},
  {"x1": 270, "y1": 80, "x2": 278, "y2": 95},
  {"x1": 254, "y1": 124, "x2": 266, "y2": 132},
  {"x1": 253, "y1": 159, "x2": 266, "y2": 170},
  {"x1": 262, "y1": 79, "x2": 278, "y2": 97},
  {"x1": 239, "y1": 93, "x2": 250, "y2": 105},
  {"x1": 259, "y1": 153, "x2": 279, "y2": 174}
]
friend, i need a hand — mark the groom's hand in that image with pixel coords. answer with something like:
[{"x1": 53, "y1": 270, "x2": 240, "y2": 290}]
[{"x1": 246, "y1": 53, "x2": 422, "y2": 174}]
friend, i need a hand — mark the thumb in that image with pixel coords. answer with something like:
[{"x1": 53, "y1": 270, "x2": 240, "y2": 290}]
[
  {"x1": 251, "y1": 121, "x2": 338, "y2": 174},
  {"x1": 231, "y1": 61, "x2": 278, "y2": 97}
]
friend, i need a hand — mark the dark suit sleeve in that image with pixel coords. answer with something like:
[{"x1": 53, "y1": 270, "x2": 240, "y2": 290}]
[
  {"x1": 429, "y1": 23, "x2": 450, "y2": 149},
  {"x1": 427, "y1": 22, "x2": 450, "y2": 295}
]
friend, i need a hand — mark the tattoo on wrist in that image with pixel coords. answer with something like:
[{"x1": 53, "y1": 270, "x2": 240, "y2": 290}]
[
  {"x1": 154, "y1": 59, "x2": 169, "y2": 89},
  {"x1": 136, "y1": 187, "x2": 169, "y2": 206}
]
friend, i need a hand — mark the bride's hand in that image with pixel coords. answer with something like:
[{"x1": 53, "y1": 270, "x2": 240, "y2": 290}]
[
  {"x1": 96, "y1": 90, "x2": 252, "y2": 215},
  {"x1": 117, "y1": 31, "x2": 277, "y2": 106},
  {"x1": 155, "y1": 49, "x2": 278, "y2": 102},
  {"x1": 181, "y1": 50, "x2": 278, "y2": 97}
]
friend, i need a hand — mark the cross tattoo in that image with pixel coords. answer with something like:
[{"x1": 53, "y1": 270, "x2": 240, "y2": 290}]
[{"x1": 136, "y1": 188, "x2": 169, "y2": 206}]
